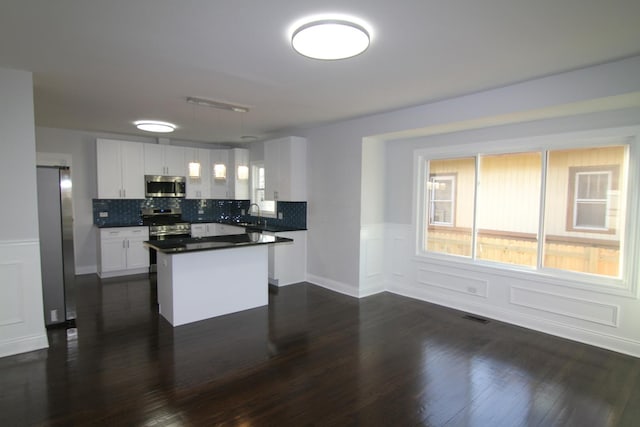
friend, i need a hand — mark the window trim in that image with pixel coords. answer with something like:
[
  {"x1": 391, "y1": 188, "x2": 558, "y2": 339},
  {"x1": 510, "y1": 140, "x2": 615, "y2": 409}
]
[{"x1": 413, "y1": 126, "x2": 640, "y2": 297}]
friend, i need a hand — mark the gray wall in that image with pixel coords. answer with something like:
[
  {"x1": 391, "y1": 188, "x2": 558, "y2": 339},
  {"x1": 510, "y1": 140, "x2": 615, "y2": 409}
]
[{"x1": 0, "y1": 67, "x2": 48, "y2": 357}]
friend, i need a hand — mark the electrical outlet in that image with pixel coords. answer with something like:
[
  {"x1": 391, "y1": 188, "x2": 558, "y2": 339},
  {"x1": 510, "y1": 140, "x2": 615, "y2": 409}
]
[
  {"x1": 278, "y1": 212, "x2": 283, "y2": 220},
  {"x1": 241, "y1": 209, "x2": 246, "y2": 215},
  {"x1": 198, "y1": 209, "x2": 204, "y2": 214},
  {"x1": 99, "y1": 211, "x2": 109, "y2": 218}
]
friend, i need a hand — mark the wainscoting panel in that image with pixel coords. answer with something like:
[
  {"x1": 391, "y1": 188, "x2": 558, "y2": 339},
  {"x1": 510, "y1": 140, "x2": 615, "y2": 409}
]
[
  {"x1": 0, "y1": 240, "x2": 48, "y2": 358},
  {"x1": 510, "y1": 286, "x2": 619, "y2": 327},
  {"x1": 417, "y1": 267, "x2": 488, "y2": 298},
  {"x1": 0, "y1": 261, "x2": 24, "y2": 326}
]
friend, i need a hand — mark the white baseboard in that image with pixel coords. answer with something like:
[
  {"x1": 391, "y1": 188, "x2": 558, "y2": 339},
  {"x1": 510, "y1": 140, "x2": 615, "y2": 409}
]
[
  {"x1": 0, "y1": 333, "x2": 48, "y2": 359},
  {"x1": 306, "y1": 274, "x2": 360, "y2": 298},
  {"x1": 75, "y1": 265, "x2": 97, "y2": 275},
  {"x1": 97, "y1": 267, "x2": 149, "y2": 279}
]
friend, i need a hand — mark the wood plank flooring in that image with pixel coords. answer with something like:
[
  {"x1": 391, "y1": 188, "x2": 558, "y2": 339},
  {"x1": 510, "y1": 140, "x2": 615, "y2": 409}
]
[{"x1": 1, "y1": 274, "x2": 639, "y2": 426}]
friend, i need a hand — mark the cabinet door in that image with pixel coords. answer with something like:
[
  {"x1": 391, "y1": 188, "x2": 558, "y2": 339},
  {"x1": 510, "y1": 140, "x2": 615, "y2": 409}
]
[
  {"x1": 216, "y1": 224, "x2": 245, "y2": 235},
  {"x1": 211, "y1": 149, "x2": 230, "y2": 199},
  {"x1": 100, "y1": 238, "x2": 127, "y2": 272},
  {"x1": 230, "y1": 148, "x2": 249, "y2": 200},
  {"x1": 97, "y1": 140, "x2": 123, "y2": 198},
  {"x1": 264, "y1": 140, "x2": 282, "y2": 200},
  {"x1": 191, "y1": 223, "x2": 207, "y2": 237},
  {"x1": 143, "y1": 144, "x2": 165, "y2": 175},
  {"x1": 185, "y1": 148, "x2": 211, "y2": 199},
  {"x1": 164, "y1": 145, "x2": 185, "y2": 176},
  {"x1": 264, "y1": 137, "x2": 307, "y2": 201},
  {"x1": 126, "y1": 236, "x2": 150, "y2": 269},
  {"x1": 120, "y1": 141, "x2": 145, "y2": 198},
  {"x1": 269, "y1": 230, "x2": 307, "y2": 286},
  {"x1": 286, "y1": 137, "x2": 307, "y2": 201}
]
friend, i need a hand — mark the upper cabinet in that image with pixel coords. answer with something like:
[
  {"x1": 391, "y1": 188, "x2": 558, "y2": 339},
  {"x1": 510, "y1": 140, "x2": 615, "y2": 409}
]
[
  {"x1": 210, "y1": 149, "x2": 230, "y2": 199},
  {"x1": 144, "y1": 144, "x2": 185, "y2": 176},
  {"x1": 228, "y1": 148, "x2": 249, "y2": 200},
  {"x1": 96, "y1": 139, "x2": 145, "y2": 199},
  {"x1": 184, "y1": 148, "x2": 211, "y2": 199},
  {"x1": 264, "y1": 136, "x2": 307, "y2": 201}
]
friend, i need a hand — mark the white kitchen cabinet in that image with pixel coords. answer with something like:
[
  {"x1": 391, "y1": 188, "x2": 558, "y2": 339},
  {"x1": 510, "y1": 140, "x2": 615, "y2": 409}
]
[
  {"x1": 144, "y1": 144, "x2": 186, "y2": 176},
  {"x1": 184, "y1": 148, "x2": 211, "y2": 199},
  {"x1": 264, "y1": 136, "x2": 307, "y2": 201},
  {"x1": 228, "y1": 148, "x2": 250, "y2": 200},
  {"x1": 264, "y1": 230, "x2": 307, "y2": 286},
  {"x1": 210, "y1": 149, "x2": 230, "y2": 199},
  {"x1": 97, "y1": 139, "x2": 145, "y2": 199},
  {"x1": 191, "y1": 223, "x2": 245, "y2": 237},
  {"x1": 216, "y1": 223, "x2": 245, "y2": 235},
  {"x1": 97, "y1": 227, "x2": 150, "y2": 278}
]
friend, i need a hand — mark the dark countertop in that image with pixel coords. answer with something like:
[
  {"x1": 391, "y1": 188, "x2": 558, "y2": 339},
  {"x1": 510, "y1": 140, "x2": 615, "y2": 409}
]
[
  {"x1": 96, "y1": 223, "x2": 144, "y2": 228},
  {"x1": 144, "y1": 233, "x2": 293, "y2": 254},
  {"x1": 96, "y1": 220, "x2": 306, "y2": 232},
  {"x1": 189, "y1": 220, "x2": 306, "y2": 233}
]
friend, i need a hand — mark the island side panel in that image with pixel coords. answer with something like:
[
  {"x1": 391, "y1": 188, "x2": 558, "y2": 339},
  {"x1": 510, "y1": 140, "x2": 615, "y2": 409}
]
[
  {"x1": 170, "y1": 245, "x2": 268, "y2": 326},
  {"x1": 157, "y1": 251, "x2": 175, "y2": 325}
]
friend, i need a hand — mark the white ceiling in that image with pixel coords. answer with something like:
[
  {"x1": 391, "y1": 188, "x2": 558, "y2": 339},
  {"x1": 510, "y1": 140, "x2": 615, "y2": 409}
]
[{"x1": 2, "y1": 1, "x2": 639, "y2": 144}]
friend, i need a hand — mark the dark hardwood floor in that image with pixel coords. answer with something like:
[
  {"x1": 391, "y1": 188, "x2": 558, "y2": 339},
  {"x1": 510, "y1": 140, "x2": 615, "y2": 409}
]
[{"x1": 1, "y1": 274, "x2": 639, "y2": 426}]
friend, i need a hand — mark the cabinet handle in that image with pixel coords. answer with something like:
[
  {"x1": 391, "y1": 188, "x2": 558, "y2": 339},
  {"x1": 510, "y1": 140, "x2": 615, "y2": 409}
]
[
  {"x1": 122, "y1": 240, "x2": 126, "y2": 248},
  {"x1": 127, "y1": 240, "x2": 130, "y2": 248},
  {"x1": 123, "y1": 189, "x2": 126, "y2": 198}
]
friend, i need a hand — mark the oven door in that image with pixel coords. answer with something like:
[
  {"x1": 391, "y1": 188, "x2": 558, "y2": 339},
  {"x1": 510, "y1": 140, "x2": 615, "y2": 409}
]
[{"x1": 148, "y1": 233, "x2": 191, "y2": 271}]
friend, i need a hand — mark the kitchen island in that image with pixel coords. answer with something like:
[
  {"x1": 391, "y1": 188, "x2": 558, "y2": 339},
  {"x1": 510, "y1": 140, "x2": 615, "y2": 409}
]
[{"x1": 144, "y1": 233, "x2": 292, "y2": 326}]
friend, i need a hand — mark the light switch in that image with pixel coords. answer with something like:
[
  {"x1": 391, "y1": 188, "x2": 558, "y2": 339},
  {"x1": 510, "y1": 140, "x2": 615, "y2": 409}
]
[{"x1": 99, "y1": 211, "x2": 109, "y2": 218}]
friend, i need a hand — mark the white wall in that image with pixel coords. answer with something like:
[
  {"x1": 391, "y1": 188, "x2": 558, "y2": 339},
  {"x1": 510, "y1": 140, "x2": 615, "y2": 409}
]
[
  {"x1": 301, "y1": 55, "x2": 640, "y2": 356},
  {"x1": 0, "y1": 68, "x2": 48, "y2": 357}
]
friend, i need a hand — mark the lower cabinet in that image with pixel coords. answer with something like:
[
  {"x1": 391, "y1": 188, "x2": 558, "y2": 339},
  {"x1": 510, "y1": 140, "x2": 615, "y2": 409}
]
[
  {"x1": 191, "y1": 223, "x2": 245, "y2": 237},
  {"x1": 97, "y1": 227, "x2": 149, "y2": 278},
  {"x1": 264, "y1": 230, "x2": 307, "y2": 286}
]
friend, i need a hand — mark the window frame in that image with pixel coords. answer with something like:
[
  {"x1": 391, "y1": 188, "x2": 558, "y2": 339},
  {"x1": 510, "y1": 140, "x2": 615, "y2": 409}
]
[{"x1": 413, "y1": 126, "x2": 640, "y2": 296}]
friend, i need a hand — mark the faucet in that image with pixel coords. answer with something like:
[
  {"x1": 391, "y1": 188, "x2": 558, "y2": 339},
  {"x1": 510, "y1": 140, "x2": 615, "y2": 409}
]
[{"x1": 249, "y1": 203, "x2": 262, "y2": 225}]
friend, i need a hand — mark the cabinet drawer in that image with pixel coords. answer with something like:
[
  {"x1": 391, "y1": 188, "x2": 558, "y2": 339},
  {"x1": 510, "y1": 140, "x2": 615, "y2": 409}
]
[{"x1": 100, "y1": 227, "x2": 149, "y2": 239}]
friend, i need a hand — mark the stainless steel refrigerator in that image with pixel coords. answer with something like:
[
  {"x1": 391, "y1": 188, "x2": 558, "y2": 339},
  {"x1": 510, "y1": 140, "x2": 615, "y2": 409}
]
[{"x1": 36, "y1": 166, "x2": 76, "y2": 327}]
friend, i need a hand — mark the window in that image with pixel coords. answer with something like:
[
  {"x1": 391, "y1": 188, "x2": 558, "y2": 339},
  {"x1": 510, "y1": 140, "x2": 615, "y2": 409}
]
[
  {"x1": 419, "y1": 136, "x2": 632, "y2": 281},
  {"x1": 251, "y1": 163, "x2": 275, "y2": 214},
  {"x1": 428, "y1": 175, "x2": 455, "y2": 226},
  {"x1": 425, "y1": 158, "x2": 475, "y2": 258},
  {"x1": 574, "y1": 171, "x2": 610, "y2": 229}
]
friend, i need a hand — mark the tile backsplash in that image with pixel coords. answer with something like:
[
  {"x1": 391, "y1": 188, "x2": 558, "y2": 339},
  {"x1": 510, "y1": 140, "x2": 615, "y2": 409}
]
[{"x1": 93, "y1": 198, "x2": 306, "y2": 229}]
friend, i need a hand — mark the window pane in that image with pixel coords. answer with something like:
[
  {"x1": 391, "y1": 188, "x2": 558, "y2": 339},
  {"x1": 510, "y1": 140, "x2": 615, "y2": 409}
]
[
  {"x1": 476, "y1": 152, "x2": 541, "y2": 267},
  {"x1": 431, "y1": 201, "x2": 452, "y2": 224},
  {"x1": 426, "y1": 158, "x2": 475, "y2": 257},
  {"x1": 543, "y1": 146, "x2": 626, "y2": 277},
  {"x1": 575, "y1": 202, "x2": 607, "y2": 228}
]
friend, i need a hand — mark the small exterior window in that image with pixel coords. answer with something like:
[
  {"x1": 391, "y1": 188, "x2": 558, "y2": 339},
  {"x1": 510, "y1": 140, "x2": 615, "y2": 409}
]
[
  {"x1": 428, "y1": 175, "x2": 455, "y2": 226},
  {"x1": 573, "y1": 171, "x2": 610, "y2": 230}
]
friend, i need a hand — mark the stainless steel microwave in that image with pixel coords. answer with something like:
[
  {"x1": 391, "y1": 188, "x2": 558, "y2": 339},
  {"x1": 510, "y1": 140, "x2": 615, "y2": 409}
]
[{"x1": 145, "y1": 175, "x2": 186, "y2": 198}]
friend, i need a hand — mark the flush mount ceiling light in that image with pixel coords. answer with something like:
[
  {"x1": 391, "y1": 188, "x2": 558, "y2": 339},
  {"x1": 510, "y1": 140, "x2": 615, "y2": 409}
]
[
  {"x1": 291, "y1": 18, "x2": 370, "y2": 60},
  {"x1": 186, "y1": 97, "x2": 249, "y2": 113},
  {"x1": 134, "y1": 120, "x2": 176, "y2": 133}
]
